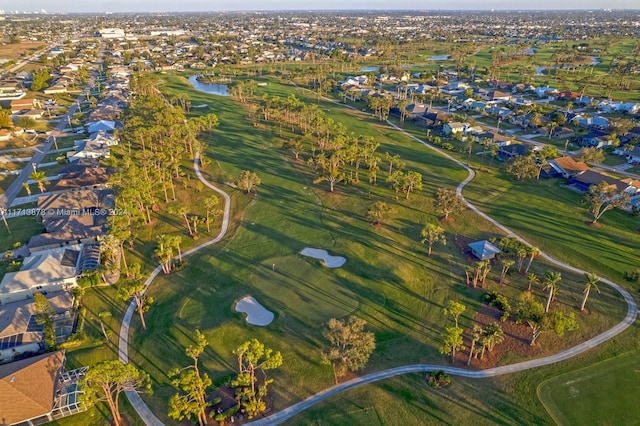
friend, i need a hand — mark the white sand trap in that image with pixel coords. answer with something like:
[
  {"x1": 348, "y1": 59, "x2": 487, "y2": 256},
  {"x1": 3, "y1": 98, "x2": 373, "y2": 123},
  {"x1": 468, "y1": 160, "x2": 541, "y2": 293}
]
[
  {"x1": 193, "y1": 104, "x2": 208, "y2": 108},
  {"x1": 235, "y1": 296, "x2": 274, "y2": 326},
  {"x1": 300, "y1": 248, "x2": 346, "y2": 268}
]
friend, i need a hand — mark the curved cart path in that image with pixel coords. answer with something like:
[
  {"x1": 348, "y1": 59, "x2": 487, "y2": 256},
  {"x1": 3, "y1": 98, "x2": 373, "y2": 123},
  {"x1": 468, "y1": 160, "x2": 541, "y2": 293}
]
[
  {"x1": 245, "y1": 120, "x2": 637, "y2": 426},
  {"x1": 120, "y1": 99, "x2": 636, "y2": 426},
  {"x1": 118, "y1": 153, "x2": 230, "y2": 425}
]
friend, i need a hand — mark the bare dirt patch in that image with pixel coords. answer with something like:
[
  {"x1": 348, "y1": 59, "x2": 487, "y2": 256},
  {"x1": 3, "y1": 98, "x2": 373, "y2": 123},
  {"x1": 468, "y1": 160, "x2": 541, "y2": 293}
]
[
  {"x1": 0, "y1": 41, "x2": 42, "y2": 60},
  {"x1": 452, "y1": 305, "x2": 542, "y2": 369}
]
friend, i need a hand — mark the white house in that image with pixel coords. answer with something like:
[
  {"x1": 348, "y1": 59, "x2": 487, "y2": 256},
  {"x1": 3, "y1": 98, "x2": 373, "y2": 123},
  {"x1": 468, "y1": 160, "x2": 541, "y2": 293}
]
[
  {"x1": 534, "y1": 85, "x2": 558, "y2": 98},
  {"x1": 443, "y1": 122, "x2": 469, "y2": 136},
  {"x1": 86, "y1": 120, "x2": 118, "y2": 134},
  {"x1": 0, "y1": 247, "x2": 80, "y2": 306},
  {"x1": 66, "y1": 131, "x2": 118, "y2": 162}
]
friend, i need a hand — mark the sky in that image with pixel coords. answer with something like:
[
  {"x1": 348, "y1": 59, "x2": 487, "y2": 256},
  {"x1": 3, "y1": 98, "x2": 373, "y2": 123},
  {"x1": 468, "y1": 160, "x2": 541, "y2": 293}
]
[{"x1": 4, "y1": 0, "x2": 639, "y2": 13}]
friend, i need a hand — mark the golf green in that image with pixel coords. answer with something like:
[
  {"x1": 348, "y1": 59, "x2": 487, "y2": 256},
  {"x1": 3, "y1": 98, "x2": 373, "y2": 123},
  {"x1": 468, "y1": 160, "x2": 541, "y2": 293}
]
[
  {"x1": 537, "y1": 350, "x2": 640, "y2": 425},
  {"x1": 252, "y1": 256, "x2": 360, "y2": 325}
]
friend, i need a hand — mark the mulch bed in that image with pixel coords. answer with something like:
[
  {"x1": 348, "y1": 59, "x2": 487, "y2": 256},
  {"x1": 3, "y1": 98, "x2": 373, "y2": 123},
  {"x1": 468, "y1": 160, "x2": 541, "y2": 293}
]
[{"x1": 451, "y1": 304, "x2": 542, "y2": 369}]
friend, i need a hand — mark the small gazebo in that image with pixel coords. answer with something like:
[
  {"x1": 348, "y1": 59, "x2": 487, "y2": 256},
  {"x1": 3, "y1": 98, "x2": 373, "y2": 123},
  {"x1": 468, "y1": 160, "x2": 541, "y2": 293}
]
[{"x1": 468, "y1": 240, "x2": 501, "y2": 260}]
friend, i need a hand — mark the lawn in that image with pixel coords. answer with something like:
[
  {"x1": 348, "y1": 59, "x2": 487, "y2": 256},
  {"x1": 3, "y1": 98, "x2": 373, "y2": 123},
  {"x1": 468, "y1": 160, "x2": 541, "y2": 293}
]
[
  {"x1": 394, "y1": 116, "x2": 640, "y2": 285},
  {"x1": 601, "y1": 154, "x2": 627, "y2": 167},
  {"x1": 113, "y1": 74, "x2": 631, "y2": 424},
  {"x1": 51, "y1": 286, "x2": 146, "y2": 426},
  {"x1": 537, "y1": 350, "x2": 640, "y2": 426},
  {"x1": 0, "y1": 214, "x2": 43, "y2": 252},
  {"x1": 0, "y1": 135, "x2": 41, "y2": 151}
]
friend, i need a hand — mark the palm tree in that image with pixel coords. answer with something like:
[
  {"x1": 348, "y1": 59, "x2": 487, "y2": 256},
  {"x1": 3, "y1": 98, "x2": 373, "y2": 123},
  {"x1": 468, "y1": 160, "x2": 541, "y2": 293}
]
[
  {"x1": 526, "y1": 272, "x2": 538, "y2": 292},
  {"x1": 203, "y1": 196, "x2": 221, "y2": 233},
  {"x1": 0, "y1": 207, "x2": 10, "y2": 234},
  {"x1": 177, "y1": 205, "x2": 193, "y2": 235},
  {"x1": 97, "y1": 311, "x2": 112, "y2": 340},
  {"x1": 543, "y1": 271, "x2": 562, "y2": 313},
  {"x1": 22, "y1": 182, "x2": 31, "y2": 196},
  {"x1": 581, "y1": 273, "x2": 601, "y2": 312},
  {"x1": 468, "y1": 325, "x2": 483, "y2": 366},
  {"x1": 500, "y1": 260, "x2": 515, "y2": 285},
  {"x1": 480, "y1": 323, "x2": 505, "y2": 359},
  {"x1": 524, "y1": 247, "x2": 540, "y2": 273},
  {"x1": 29, "y1": 170, "x2": 48, "y2": 193}
]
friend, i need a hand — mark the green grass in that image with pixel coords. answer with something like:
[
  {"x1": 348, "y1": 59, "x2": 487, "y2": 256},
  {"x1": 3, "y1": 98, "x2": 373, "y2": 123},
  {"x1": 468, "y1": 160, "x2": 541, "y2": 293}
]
[
  {"x1": 51, "y1": 287, "x2": 145, "y2": 426},
  {"x1": 59, "y1": 66, "x2": 637, "y2": 425},
  {"x1": 252, "y1": 256, "x2": 360, "y2": 324},
  {"x1": 601, "y1": 155, "x2": 627, "y2": 167},
  {"x1": 537, "y1": 350, "x2": 640, "y2": 426},
  {"x1": 0, "y1": 214, "x2": 43, "y2": 252},
  {"x1": 111, "y1": 74, "x2": 631, "y2": 425},
  {"x1": 464, "y1": 173, "x2": 640, "y2": 284},
  {"x1": 394, "y1": 116, "x2": 640, "y2": 285}
]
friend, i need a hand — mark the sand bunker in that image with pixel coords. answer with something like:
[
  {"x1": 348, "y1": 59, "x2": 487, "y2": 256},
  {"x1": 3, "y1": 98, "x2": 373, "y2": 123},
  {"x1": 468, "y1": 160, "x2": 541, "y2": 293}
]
[
  {"x1": 235, "y1": 296, "x2": 274, "y2": 326},
  {"x1": 300, "y1": 248, "x2": 346, "y2": 268}
]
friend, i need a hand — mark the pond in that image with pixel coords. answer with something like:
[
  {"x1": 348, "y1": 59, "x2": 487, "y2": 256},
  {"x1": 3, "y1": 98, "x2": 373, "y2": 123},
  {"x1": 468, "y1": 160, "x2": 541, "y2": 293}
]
[
  {"x1": 360, "y1": 66, "x2": 379, "y2": 72},
  {"x1": 188, "y1": 75, "x2": 229, "y2": 96}
]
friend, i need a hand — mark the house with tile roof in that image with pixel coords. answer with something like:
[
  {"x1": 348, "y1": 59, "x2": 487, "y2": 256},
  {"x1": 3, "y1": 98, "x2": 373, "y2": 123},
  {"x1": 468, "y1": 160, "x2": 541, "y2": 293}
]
[{"x1": 0, "y1": 350, "x2": 85, "y2": 424}]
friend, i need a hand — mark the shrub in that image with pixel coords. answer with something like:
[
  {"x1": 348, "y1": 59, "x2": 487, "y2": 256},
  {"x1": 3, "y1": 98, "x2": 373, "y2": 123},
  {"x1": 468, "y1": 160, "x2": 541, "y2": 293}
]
[
  {"x1": 483, "y1": 291, "x2": 511, "y2": 321},
  {"x1": 624, "y1": 269, "x2": 640, "y2": 283},
  {"x1": 441, "y1": 142, "x2": 456, "y2": 151},
  {"x1": 426, "y1": 370, "x2": 451, "y2": 388},
  {"x1": 212, "y1": 404, "x2": 239, "y2": 424}
]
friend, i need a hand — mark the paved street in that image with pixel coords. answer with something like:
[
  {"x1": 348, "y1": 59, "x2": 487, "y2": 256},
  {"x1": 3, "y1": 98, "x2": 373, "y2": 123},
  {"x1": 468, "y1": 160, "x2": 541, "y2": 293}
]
[{"x1": 0, "y1": 47, "x2": 104, "y2": 210}]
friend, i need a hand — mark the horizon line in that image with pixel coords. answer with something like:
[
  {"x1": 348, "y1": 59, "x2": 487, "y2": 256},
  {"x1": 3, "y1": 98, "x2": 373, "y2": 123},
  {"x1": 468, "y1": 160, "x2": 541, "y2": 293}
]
[{"x1": 5, "y1": 8, "x2": 640, "y2": 14}]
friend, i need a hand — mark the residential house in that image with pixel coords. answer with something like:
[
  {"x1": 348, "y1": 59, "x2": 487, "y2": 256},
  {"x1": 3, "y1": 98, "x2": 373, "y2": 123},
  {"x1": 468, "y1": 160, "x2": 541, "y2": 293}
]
[
  {"x1": 571, "y1": 115, "x2": 609, "y2": 129},
  {"x1": 0, "y1": 81, "x2": 26, "y2": 100},
  {"x1": 498, "y1": 143, "x2": 532, "y2": 160},
  {"x1": 487, "y1": 90, "x2": 512, "y2": 102},
  {"x1": 418, "y1": 110, "x2": 448, "y2": 127},
  {"x1": 471, "y1": 130, "x2": 513, "y2": 146},
  {"x1": 534, "y1": 85, "x2": 558, "y2": 98},
  {"x1": 465, "y1": 100, "x2": 487, "y2": 112},
  {"x1": 567, "y1": 170, "x2": 626, "y2": 192},
  {"x1": 67, "y1": 131, "x2": 118, "y2": 162},
  {"x1": 0, "y1": 248, "x2": 80, "y2": 306},
  {"x1": 486, "y1": 106, "x2": 514, "y2": 119},
  {"x1": 625, "y1": 146, "x2": 640, "y2": 164},
  {"x1": 9, "y1": 98, "x2": 38, "y2": 113},
  {"x1": 49, "y1": 167, "x2": 110, "y2": 192},
  {"x1": 86, "y1": 120, "x2": 119, "y2": 135},
  {"x1": 620, "y1": 178, "x2": 640, "y2": 208},
  {"x1": 27, "y1": 190, "x2": 113, "y2": 252},
  {"x1": 0, "y1": 293, "x2": 74, "y2": 362},
  {"x1": 579, "y1": 130, "x2": 612, "y2": 148},
  {"x1": 443, "y1": 122, "x2": 469, "y2": 136},
  {"x1": 548, "y1": 157, "x2": 590, "y2": 178},
  {"x1": 43, "y1": 85, "x2": 68, "y2": 95},
  {"x1": 468, "y1": 240, "x2": 501, "y2": 260},
  {"x1": 489, "y1": 80, "x2": 513, "y2": 90},
  {"x1": 556, "y1": 90, "x2": 580, "y2": 101},
  {"x1": 404, "y1": 103, "x2": 430, "y2": 118},
  {"x1": 0, "y1": 350, "x2": 85, "y2": 425}
]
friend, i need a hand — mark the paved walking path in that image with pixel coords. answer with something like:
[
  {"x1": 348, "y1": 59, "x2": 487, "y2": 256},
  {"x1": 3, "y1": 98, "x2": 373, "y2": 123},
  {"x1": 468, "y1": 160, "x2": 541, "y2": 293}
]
[
  {"x1": 119, "y1": 153, "x2": 231, "y2": 425},
  {"x1": 122, "y1": 89, "x2": 637, "y2": 426}
]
